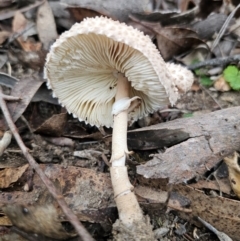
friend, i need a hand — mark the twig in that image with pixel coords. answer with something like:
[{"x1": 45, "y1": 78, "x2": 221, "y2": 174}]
[
  {"x1": 0, "y1": 86, "x2": 95, "y2": 241},
  {"x1": 0, "y1": 130, "x2": 12, "y2": 156},
  {"x1": 8, "y1": 23, "x2": 35, "y2": 45},
  {"x1": 211, "y1": 3, "x2": 240, "y2": 52},
  {"x1": 101, "y1": 152, "x2": 110, "y2": 167},
  {"x1": 200, "y1": 85, "x2": 222, "y2": 109},
  {"x1": 198, "y1": 217, "x2": 232, "y2": 241},
  {"x1": 0, "y1": 93, "x2": 21, "y2": 101},
  {"x1": 188, "y1": 54, "x2": 240, "y2": 70},
  {"x1": 0, "y1": 0, "x2": 45, "y2": 21}
]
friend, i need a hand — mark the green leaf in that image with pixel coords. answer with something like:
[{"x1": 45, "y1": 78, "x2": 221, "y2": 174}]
[
  {"x1": 183, "y1": 113, "x2": 193, "y2": 118},
  {"x1": 194, "y1": 68, "x2": 207, "y2": 76},
  {"x1": 223, "y1": 65, "x2": 240, "y2": 91},
  {"x1": 200, "y1": 76, "x2": 213, "y2": 87}
]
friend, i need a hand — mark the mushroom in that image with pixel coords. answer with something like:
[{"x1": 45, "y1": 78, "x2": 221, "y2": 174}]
[{"x1": 45, "y1": 16, "x2": 194, "y2": 240}]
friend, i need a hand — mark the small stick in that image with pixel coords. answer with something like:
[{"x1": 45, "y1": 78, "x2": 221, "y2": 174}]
[
  {"x1": 0, "y1": 86, "x2": 94, "y2": 241},
  {"x1": 0, "y1": 130, "x2": 12, "y2": 156},
  {"x1": 198, "y1": 217, "x2": 232, "y2": 241},
  {"x1": 200, "y1": 85, "x2": 222, "y2": 109},
  {"x1": 211, "y1": 3, "x2": 240, "y2": 52},
  {"x1": 188, "y1": 54, "x2": 240, "y2": 70}
]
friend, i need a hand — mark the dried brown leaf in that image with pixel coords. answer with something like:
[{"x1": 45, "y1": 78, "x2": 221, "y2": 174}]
[
  {"x1": 156, "y1": 26, "x2": 204, "y2": 60},
  {"x1": 191, "y1": 13, "x2": 229, "y2": 40},
  {"x1": 0, "y1": 72, "x2": 19, "y2": 88},
  {"x1": 199, "y1": 0, "x2": 224, "y2": 18},
  {"x1": 0, "y1": 164, "x2": 116, "y2": 223},
  {"x1": 67, "y1": 7, "x2": 103, "y2": 22},
  {"x1": 44, "y1": 136, "x2": 74, "y2": 147},
  {"x1": 130, "y1": 5, "x2": 198, "y2": 27},
  {"x1": 19, "y1": 41, "x2": 42, "y2": 52},
  {"x1": 7, "y1": 75, "x2": 43, "y2": 124},
  {"x1": 32, "y1": 84, "x2": 59, "y2": 105},
  {"x1": 12, "y1": 11, "x2": 42, "y2": 52},
  {"x1": 61, "y1": 0, "x2": 150, "y2": 21},
  {"x1": 37, "y1": 1, "x2": 58, "y2": 50},
  {"x1": 178, "y1": 0, "x2": 199, "y2": 12},
  {"x1": 174, "y1": 184, "x2": 240, "y2": 241},
  {"x1": 214, "y1": 76, "x2": 231, "y2": 92},
  {"x1": 0, "y1": 31, "x2": 11, "y2": 45},
  {"x1": 0, "y1": 0, "x2": 45, "y2": 21},
  {"x1": 189, "y1": 178, "x2": 232, "y2": 195},
  {"x1": 128, "y1": 17, "x2": 204, "y2": 60},
  {"x1": 135, "y1": 186, "x2": 168, "y2": 204},
  {"x1": 12, "y1": 11, "x2": 27, "y2": 33},
  {"x1": 16, "y1": 49, "x2": 46, "y2": 69},
  {"x1": 0, "y1": 164, "x2": 29, "y2": 188},
  {"x1": 2, "y1": 204, "x2": 76, "y2": 239},
  {"x1": 34, "y1": 113, "x2": 67, "y2": 137}
]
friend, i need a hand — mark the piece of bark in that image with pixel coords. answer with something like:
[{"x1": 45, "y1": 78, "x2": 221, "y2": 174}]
[{"x1": 134, "y1": 107, "x2": 240, "y2": 183}]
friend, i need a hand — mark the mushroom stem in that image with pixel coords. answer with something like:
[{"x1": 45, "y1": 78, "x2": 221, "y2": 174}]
[
  {"x1": 111, "y1": 73, "x2": 129, "y2": 166},
  {"x1": 110, "y1": 73, "x2": 143, "y2": 226}
]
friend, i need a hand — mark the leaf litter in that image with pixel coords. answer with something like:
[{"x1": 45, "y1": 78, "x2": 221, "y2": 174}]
[{"x1": 0, "y1": 0, "x2": 240, "y2": 240}]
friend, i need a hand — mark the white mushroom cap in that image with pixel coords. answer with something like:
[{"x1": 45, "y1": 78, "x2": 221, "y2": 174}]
[{"x1": 44, "y1": 17, "x2": 194, "y2": 128}]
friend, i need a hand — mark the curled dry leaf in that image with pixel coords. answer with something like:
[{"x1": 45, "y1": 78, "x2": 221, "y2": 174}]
[
  {"x1": 0, "y1": 164, "x2": 29, "y2": 189},
  {"x1": 214, "y1": 76, "x2": 231, "y2": 92}
]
